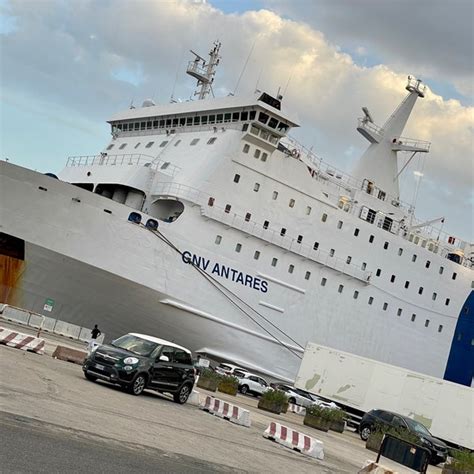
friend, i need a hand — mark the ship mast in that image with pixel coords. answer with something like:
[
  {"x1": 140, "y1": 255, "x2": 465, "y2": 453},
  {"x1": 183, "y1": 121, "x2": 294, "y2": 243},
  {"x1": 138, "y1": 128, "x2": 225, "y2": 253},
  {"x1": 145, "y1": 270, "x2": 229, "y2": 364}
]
[
  {"x1": 352, "y1": 76, "x2": 430, "y2": 200},
  {"x1": 186, "y1": 41, "x2": 221, "y2": 100}
]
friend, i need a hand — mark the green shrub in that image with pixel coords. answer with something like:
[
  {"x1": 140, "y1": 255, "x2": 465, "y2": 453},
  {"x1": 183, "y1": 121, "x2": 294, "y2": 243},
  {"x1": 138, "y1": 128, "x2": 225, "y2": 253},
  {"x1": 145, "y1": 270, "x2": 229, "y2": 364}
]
[
  {"x1": 306, "y1": 404, "x2": 339, "y2": 421},
  {"x1": 369, "y1": 422, "x2": 420, "y2": 445},
  {"x1": 218, "y1": 375, "x2": 239, "y2": 394},
  {"x1": 330, "y1": 408, "x2": 346, "y2": 422},
  {"x1": 447, "y1": 449, "x2": 474, "y2": 471},
  {"x1": 260, "y1": 389, "x2": 289, "y2": 404},
  {"x1": 199, "y1": 368, "x2": 222, "y2": 382}
]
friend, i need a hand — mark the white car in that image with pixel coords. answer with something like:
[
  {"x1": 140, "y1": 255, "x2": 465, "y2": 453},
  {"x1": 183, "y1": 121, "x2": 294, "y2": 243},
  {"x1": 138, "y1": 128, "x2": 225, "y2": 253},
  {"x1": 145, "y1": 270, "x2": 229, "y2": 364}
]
[
  {"x1": 237, "y1": 373, "x2": 271, "y2": 396},
  {"x1": 215, "y1": 363, "x2": 248, "y2": 376}
]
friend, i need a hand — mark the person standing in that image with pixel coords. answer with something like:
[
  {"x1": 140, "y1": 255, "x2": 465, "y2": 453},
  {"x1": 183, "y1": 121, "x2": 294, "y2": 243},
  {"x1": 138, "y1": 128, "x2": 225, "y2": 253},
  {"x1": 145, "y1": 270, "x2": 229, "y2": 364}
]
[{"x1": 88, "y1": 324, "x2": 101, "y2": 352}]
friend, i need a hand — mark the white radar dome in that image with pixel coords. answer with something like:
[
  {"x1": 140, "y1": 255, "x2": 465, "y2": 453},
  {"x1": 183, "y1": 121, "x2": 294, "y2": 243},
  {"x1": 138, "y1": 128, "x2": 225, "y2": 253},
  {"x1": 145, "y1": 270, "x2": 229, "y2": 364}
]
[{"x1": 142, "y1": 99, "x2": 156, "y2": 107}]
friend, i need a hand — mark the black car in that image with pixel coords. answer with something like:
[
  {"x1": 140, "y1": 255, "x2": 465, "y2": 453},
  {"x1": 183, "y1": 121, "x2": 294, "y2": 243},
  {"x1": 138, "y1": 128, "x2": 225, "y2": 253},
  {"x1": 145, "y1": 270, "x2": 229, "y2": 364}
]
[
  {"x1": 83, "y1": 333, "x2": 196, "y2": 404},
  {"x1": 359, "y1": 409, "x2": 448, "y2": 465}
]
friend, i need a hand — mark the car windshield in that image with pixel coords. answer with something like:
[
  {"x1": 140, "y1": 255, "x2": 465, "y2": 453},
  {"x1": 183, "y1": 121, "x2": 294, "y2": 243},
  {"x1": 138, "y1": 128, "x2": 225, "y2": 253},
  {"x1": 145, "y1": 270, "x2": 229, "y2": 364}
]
[
  {"x1": 405, "y1": 419, "x2": 431, "y2": 436},
  {"x1": 218, "y1": 364, "x2": 232, "y2": 371},
  {"x1": 111, "y1": 334, "x2": 160, "y2": 357}
]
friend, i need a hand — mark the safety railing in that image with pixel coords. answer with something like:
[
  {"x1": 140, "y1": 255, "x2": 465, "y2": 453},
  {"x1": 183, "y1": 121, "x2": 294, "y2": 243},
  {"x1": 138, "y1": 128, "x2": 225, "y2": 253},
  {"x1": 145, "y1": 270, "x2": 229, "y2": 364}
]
[
  {"x1": 390, "y1": 136, "x2": 431, "y2": 152},
  {"x1": 357, "y1": 118, "x2": 385, "y2": 139}
]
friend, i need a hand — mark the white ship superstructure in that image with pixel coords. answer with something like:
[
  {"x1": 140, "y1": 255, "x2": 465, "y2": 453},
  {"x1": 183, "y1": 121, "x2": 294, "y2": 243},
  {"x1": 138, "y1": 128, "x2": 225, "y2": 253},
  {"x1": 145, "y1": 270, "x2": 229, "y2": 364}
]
[{"x1": 1, "y1": 43, "x2": 472, "y2": 384}]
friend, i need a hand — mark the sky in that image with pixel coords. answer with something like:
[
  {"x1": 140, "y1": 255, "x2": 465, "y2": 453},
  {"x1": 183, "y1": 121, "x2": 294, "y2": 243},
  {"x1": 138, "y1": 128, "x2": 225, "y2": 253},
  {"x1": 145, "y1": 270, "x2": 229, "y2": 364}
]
[{"x1": 1, "y1": 0, "x2": 473, "y2": 242}]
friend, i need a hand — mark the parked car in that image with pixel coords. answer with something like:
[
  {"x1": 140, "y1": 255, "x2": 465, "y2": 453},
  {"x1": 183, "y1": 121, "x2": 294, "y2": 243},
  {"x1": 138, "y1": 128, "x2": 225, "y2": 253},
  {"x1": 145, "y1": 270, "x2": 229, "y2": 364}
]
[
  {"x1": 237, "y1": 373, "x2": 271, "y2": 396},
  {"x1": 270, "y1": 383, "x2": 315, "y2": 408},
  {"x1": 215, "y1": 363, "x2": 248, "y2": 376},
  {"x1": 359, "y1": 409, "x2": 448, "y2": 465},
  {"x1": 82, "y1": 333, "x2": 196, "y2": 404},
  {"x1": 303, "y1": 391, "x2": 339, "y2": 409}
]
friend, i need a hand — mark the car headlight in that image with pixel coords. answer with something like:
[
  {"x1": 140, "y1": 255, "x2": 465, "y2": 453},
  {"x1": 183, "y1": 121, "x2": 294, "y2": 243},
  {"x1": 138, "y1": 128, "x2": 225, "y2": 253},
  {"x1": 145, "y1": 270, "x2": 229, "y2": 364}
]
[
  {"x1": 123, "y1": 357, "x2": 139, "y2": 365},
  {"x1": 420, "y1": 438, "x2": 433, "y2": 447}
]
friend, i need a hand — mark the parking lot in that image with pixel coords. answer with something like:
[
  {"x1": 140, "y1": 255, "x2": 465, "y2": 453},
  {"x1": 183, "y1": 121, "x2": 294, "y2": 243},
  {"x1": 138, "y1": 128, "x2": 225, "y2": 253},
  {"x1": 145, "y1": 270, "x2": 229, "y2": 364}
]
[{"x1": 0, "y1": 322, "x2": 443, "y2": 473}]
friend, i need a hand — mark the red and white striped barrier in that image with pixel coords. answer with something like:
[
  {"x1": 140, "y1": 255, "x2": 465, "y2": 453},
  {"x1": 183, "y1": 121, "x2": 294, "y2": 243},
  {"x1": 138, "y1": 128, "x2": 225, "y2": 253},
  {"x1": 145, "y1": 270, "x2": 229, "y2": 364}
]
[
  {"x1": 200, "y1": 395, "x2": 251, "y2": 427},
  {"x1": 0, "y1": 327, "x2": 45, "y2": 354},
  {"x1": 263, "y1": 422, "x2": 324, "y2": 460},
  {"x1": 288, "y1": 403, "x2": 306, "y2": 415}
]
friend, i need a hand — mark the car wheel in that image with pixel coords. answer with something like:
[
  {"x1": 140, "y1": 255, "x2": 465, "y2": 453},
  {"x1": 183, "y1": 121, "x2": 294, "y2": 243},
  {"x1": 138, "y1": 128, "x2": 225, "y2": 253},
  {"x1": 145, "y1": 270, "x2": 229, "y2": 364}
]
[
  {"x1": 360, "y1": 425, "x2": 371, "y2": 441},
  {"x1": 240, "y1": 385, "x2": 249, "y2": 395},
  {"x1": 173, "y1": 383, "x2": 192, "y2": 404},
  {"x1": 84, "y1": 372, "x2": 97, "y2": 382},
  {"x1": 128, "y1": 374, "x2": 147, "y2": 396}
]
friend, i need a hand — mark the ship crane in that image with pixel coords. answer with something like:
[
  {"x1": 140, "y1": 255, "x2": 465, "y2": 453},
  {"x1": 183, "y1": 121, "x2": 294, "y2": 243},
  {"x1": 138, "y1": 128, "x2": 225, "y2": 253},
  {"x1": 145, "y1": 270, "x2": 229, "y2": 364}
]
[{"x1": 408, "y1": 216, "x2": 445, "y2": 231}]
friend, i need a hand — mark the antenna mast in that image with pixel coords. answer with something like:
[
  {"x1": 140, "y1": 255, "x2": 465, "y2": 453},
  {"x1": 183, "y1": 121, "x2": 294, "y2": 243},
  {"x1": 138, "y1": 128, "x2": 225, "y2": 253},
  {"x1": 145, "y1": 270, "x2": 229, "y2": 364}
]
[{"x1": 186, "y1": 41, "x2": 221, "y2": 100}]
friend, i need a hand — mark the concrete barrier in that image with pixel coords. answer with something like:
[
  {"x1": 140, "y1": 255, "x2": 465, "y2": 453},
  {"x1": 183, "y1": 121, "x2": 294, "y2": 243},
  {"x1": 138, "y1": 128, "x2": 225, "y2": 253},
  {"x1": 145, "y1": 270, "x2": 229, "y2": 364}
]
[
  {"x1": 1, "y1": 306, "x2": 31, "y2": 325},
  {"x1": 52, "y1": 345, "x2": 87, "y2": 365},
  {"x1": 0, "y1": 327, "x2": 45, "y2": 354},
  {"x1": 188, "y1": 390, "x2": 201, "y2": 406},
  {"x1": 201, "y1": 395, "x2": 251, "y2": 427},
  {"x1": 288, "y1": 403, "x2": 306, "y2": 415},
  {"x1": 263, "y1": 422, "x2": 324, "y2": 460},
  {"x1": 358, "y1": 460, "x2": 397, "y2": 473}
]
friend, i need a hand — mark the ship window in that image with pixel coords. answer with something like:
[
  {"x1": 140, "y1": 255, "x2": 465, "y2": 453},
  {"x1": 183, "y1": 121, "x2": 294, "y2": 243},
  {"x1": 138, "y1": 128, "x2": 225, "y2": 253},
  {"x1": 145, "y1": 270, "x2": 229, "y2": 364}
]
[
  {"x1": 201, "y1": 116, "x2": 208, "y2": 125},
  {"x1": 271, "y1": 257, "x2": 278, "y2": 267},
  {"x1": 179, "y1": 117, "x2": 186, "y2": 126},
  {"x1": 438, "y1": 325, "x2": 443, "y2": 333},
  {"x1": 233, "y1": 174, "x2": 240, "y2": 183},
  {"x1": 122, "y1": 124, "x2": 128, "y2": 131},
  {"x1": 160, "y1": 162, "x2": 170, "y2": 170},
  {"x1": 263, "y1": 220, "x2": 269, "y2": 229},
  {"x1": 145, "y1": 141, "x2": 155, "y2": 148},
  {"x1": 354, "y1": 228, "x2": 359, "y2": 236},
  {"x1": 207, "y1": 137, "x2": 217, "y2": 145},
  {"x1": 383, "y1": 302, "x2": 388, "y2": 311},
  {"x1": 215, "y1": 235, "x2": 222, "y2": 244},
  {"x1": 384, "y1": 241, "x2": 389, "y2": 250},
  {"x1": 224, "y1": 113, "x2": 231, "y2": 122},
  {"x1": 254, "y1": 149, "x2": 261, "y2": 159},
  {"x1": 425, "y1": 260, "x2": 431, "y2": 268},
  {"x1": 369, "y1": 235, "x2": 375, "y2": 243},
  {"x1": 241, "y1": 112, "x2": 248, "y2": 121},
  {"x1": 208, "y1": 115, "x2": 216, "y2": 124},
  {"x1": 261, "y1": 152, "x2": 268, "y2": 162},
  {"x1": 119, "y1": 143, "x2": 127, "y2": 150},
  {"x1": 272, "y1": 191, "x2": 278, "y2": 200},
  {"x1": 190, "y1": 138, "x2": 200, "y2": 146},
  {"x1": 321, "y1": 278, "x2": 327, "y2": 286},
  {"x1": 258, "y1": 112, "x2": 269, "y2": 124},
  {"x1": 140, "y1": 122, "x2": 146, "y2": 130},
  {"x1": 439, "y1": 266, "x2": 444, "y2": 275},
  {"x1": 153, "y1": 120, "x2": 158, "y2": 128},
  {"x1": 172, "y1": 119, "x2": 178, "y2": 127},
  {"x1": 106, "y1": 144, "x2": 114, "y2": 150},
  {"x1": 134, "y1": 142, "x2": 141, "y2": 149},
  {"x1": 235, "y1": 243, "x2": 242, "y2": 253},
  {"x1": 390, "y1": 275, "x2": 395, "y2": 283},
  {"x1": 412, "y1": 254, "x2": 417, "y2": 262},
  {"x1": 338, "y1": 285, "x2": 344, "y2": 293},
  {"x1": 297, "y1": 235, "x2": 303, "y2": 244},
  {"x1": 452, "y1": 272, "x2": 457, "y2": 280},
  {"x1": 288, "y1": 264, "x2": 294, "y2": 274},
  {"x1": 193, "y1": 116, "x2": 200, "y2": 125},
  {"x1": 432, "y1": 292, "x2": 437, "y2": 301},
  {"x1": 411, "y1": 314, "x2": 416, "y2": 322},
  {"x1": 254, "y1": 251, "x2": 260, "y2": 260},
  {"x1": 362, "y1": 262, "x2": 367, "y2": 270},
  {"x1": 254, "y1": 183, "x2": 260, "y2": 192},
  {"x1": 249, "y1": 111, "x2": 256, "y2": 120},
  {"x1": 289, "y1": 199, "x2": 295, "y2": 208},
  {"x1": 376, "y1": 269, "x2": 381, "y2": 277},
  {"x1": 418, "y1": 287, "x2": 423, "y2": 295},
  {"x1": 405, "y1": 281, "x2": 409, "y2": 289},
  {"x1": 159, "y1": 120, "x2": 165, "y2": 127},
  {"x1": 216, "y1": 114, "x2": 223, "y2": 123},
  {"x1": 337, "y1": 221, "x2": 343, "y2": 229},
  {"x1": 134, "y1": 123, "x2": 140, "y2": 130},
  {"x1": 366, "y1": 209, "x2": 376, "y2": 224},
  {"x1": 322, "y1": 213, "x2": 328, "y2": 222},
  {"x1": 397, "y1": 308, "x2": 402, "y2": 316},
  {"x1": 147, "y1": 121, "x2": 152, "y2": 129},
  {"x1": 159, "y1": 141, "x2": 168, "y2": 147},
  {"x1": 242, "y1": 123, "x2": 249, "y2": 132},
  {"x1": 268, "y1": 117, "x2": 278, "y2": 128},
  {"x1": 208, "y1": 197, "x2": 215, "y2": 206},
  {"x1": 398, "y1": 248, "x2": 403, "y2": 256},
  {"x1": 329, "y1": 249, "x2": 335, "y2": 257},
  {"x1": 232, "y1": 112, "x2": 239, "y2": 122},
  {"x1": 186, "y1": 117, "x2": 193, "y2": 126},
  {"x1": 353, "y1": 291, "x2": 359, "y2": 299},
  {"x1": 305, "y1": 271, "x2": 311, "y2": 280},
  {"x1": 174, "y1": 139, "x2": 181, "y2": 147},
  {"x1": 414, "y1": 236, "x2": 420, "y2": 244},
  {"x1": 313, "y1": 242, "x2": 319, "y2": 250},
  {"x1": 243, "y1": 144, "x2": 250, "y2": 154},
  {"x1": 445, "y1": 298, "x2": 450, "y2": 306},
  {"x1": 306, "y1": 206, "x2": 312, "y2": 215},
  {"x1": 368, "y1": 297, "x2": 374, "y2": 305},
  {"x1": 346, "y1": 256, "x2": 352, "y2": 264},
  {"x1": 245, "y1": 213, "x2": 251, "y2": 222},
  {"x1": 225, "y1": 204, "x2": 231, "y2": 213},
  {"x1": 280, "y1": 228, "x2": 286, "y2": 236}
]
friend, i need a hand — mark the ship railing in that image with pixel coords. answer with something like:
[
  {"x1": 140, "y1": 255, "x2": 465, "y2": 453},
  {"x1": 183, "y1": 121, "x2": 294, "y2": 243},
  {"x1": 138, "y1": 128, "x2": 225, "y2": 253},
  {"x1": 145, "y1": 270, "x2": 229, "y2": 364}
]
[
  {"x1": 357, "y1": 118, "x2": 385, "y2": 138},
  {"x1": 152, "y1": 181, "x2": 208, "y2": 204},
  {"x1": 391, "y1": 136, "x2": 431, "y2": 152}
]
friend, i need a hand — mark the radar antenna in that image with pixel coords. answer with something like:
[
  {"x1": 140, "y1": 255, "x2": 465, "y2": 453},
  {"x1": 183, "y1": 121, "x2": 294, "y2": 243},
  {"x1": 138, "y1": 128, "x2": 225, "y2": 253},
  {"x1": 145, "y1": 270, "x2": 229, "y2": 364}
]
[{"x1": 186, "y1": 41, "x2": 221, "y2": 100}]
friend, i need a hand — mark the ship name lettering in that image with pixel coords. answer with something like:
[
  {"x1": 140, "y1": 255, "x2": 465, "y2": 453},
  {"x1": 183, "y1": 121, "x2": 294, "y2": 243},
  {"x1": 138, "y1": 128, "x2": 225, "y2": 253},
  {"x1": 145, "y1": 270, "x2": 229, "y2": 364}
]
[{"x1": 181, "y1": 251, "x2": 268, "y2": 293}]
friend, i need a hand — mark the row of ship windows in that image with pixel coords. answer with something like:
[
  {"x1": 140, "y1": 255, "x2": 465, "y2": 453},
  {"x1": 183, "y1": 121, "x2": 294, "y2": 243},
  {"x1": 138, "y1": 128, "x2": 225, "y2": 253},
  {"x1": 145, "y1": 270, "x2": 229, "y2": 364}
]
[
  {"x1": 214, "y1": 234, "x2": 453, "y2": 307},
  {"x1": 106, "y1": 137, "x2": 218, "y2": 152},
  {"x1": 113, "y1": 110, "x2": 290, "y2": 133},
  {"x1": 219, "y1": 181, "x2": 459, "y2": 281}
]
